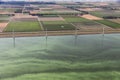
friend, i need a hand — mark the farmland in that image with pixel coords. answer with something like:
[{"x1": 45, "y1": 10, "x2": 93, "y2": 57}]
[
  {"x1": 38, "y1": 11, "x2": 80, "y2": 15},
  {"x1": 0, "y1": 15, "x2": 10, "y2": 22},
  {"x1": 5, "y1": 21, "x2": 41, "y2": 32},
  {"x1": 0, "y1": 2, "x2": 119, "y2": 33},
  {"x1": 0, "y1": 8, "x2": 18, "y2": 12},
  {"x1": 90, "y1": 11, "x2": 120, "y2": 18},
  {"x1": 39, "y1": 16, "x2": 64, "y2": 21},
  {"x1": 62, "y1": 15, "x2": 107, "y2": 30},
  {"x1": 42, "y1": 21, "x2": 75, "y2": 31},
  {"x1": 63, "y1": 16, "x2": 89, "y2": 23},
  {"x1": 96, "y1": 20, "x2": 120, "y2": 28},
  {"x1": 0, "y1": 15, "x2": 10, "y2": 32},
  {"x1": 81, "y1": 14, "x2": 103, "y2": 20},
  {"x1": 108, "y1": 19, "x2": 120, "y2": 24}
]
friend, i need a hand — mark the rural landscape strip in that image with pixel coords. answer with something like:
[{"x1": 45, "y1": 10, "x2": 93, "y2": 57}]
[
  {"x1": 0, "y1": 29, "x2": 120, "y2": 38},
  {"x1": 0, "y1": 1, "x2": 120, "y2": 80}
]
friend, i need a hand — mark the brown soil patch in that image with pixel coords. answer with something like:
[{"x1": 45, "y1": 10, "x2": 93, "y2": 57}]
[
  {"x1": 0, "y1": 22, "x2": 8, "y2": 32},
  {"x1": 77, "y1": 8, "x2": 103, "y2": 11},
  {"x1": 14, "y1": 14, "x2": 38, "y2": 18},
  {"x1": 81, "y1": 14, "x2": 103, "y2": 20},
  {"x1": 0, "y1": 11, "x2": 14, "y2": 15},
  {"x1": 13, "y1": 14, "x2": 38, "y2": 21},
  {"x1": 93, "y1": 2, "x2": 109, "y2": 6},
  {"x1": 108, "y1": 19, "x2": 120, "y2": 24},
  {"x1": 48, "y1": 5, "x2": 66, "y2": 9},
  {"x1": 30, "y1": 10, "x2": 39, "y2": 14},
  {"x1": 80, "y1": 8, "x2": 94, "y2": 11},
  {"x1": 40, "y1": 8, "x2": 53, "y2": 11},
  {"x1": 99, "y1": 3, "x2": 109, "y2": 6},
  {"x1": 39, "y1": 17, "x2": 64, "y2": 21}
]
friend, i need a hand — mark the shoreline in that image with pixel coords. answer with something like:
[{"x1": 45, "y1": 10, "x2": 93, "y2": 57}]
[{"x1": 0, "y1": 30, "x2": 120, "y2": 38}]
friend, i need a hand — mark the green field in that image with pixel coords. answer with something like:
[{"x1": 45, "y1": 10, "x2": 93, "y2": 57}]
[
  {"x1": 90, "y1": 11, "x2": 120, "y2": 18},
  {"x1": 0, "y1": 8, "x2": 18, "y2": 12},
  {"x1": 0, "y1": 16, "x2": 9, "y2": 23},
  {"x1": 96, "y1": 20, "x2": 120, "y2": 28},
  {"x1": 4, "y1": 21, "x2": 42, "y2": 32},
  {"x1": 62, "y1": 15, "x2": 104, "y2": 28},
  {"x1": 72, "y1": 21, "x2": 107, "y2": 28},
  {"x1": 43, "y1": 21, "x2": 67, "y2": 24},
  {"x1": 0, "y1": 20, "x2": 9, "y2": 23},
  {"x1": 0, "y1": 15, "x2": 10, "y2": 21},
  {"x1": 0, "y1": 34, "x2": 120, "y2": 80},
  {"x1": 63, "y1": 16, "x2": 89, "y2": 23},
  {"x1": 41, "y1": 15, "x2": 59, "y2": 17},
  {"x1": 42, "y1": 15, "x2": 97, "y2": 31},
  {"x1": 42, "y1": 21, "x2": 75, "y2": 31}
]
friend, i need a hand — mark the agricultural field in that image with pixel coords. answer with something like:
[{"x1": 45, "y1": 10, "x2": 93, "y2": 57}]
[
  {"x1": 62, "y1": 15, "x2": 107, "y2": 30},
  {"x1": 90, "y1": 10, "x2": 120, "y2": 18},
  {"x1": 5, "y1": 21, "x2": 41, "y2": 32},
  {"x1": 39, "y1": 16, "x2": 64, "y2": 21},
  {"x1": 108, "y1": 19, "x2": 120, "y2": 24},
  {"x1": 81, "y1": 14, "x2": 103, "y2": 20},
  {"x1": 41, "y1": 15, "x2": 59, "y2": 17},
  {"x1": 96, "y1": 20, "x2": 120, "y2": 28},
  {"x1": 0, "y1": 8, "x2": 17, "y2": 12},
  {"x1": 62, "y1": 16, "x2": 89, "y2": 23},
  {"x1": 0, "y1": 23, "x2": 8, "y2": 32},
  {"x1": 30, "y1": 5, "x2": 80, "y2": 15},
  {"x1": 40, "y1": 15, "x2": 81, "y2": 31},
  {"x1": 77, "y1": 8, "x2": 104, "y2": 12},
  {"x1": 0, "y1": 15, "x2": 10, "y2": 22},
  {"x1": 0, "y1": 15, "x2": 10, "y2": 32},
  {"x1": 0, "y1": 20, "x2": 9, "y2": 23},
  {"x1": 73, "y1": 21, "x2": 107, "y2": 30},
  {"x1": 36, "y1": 10, "x2": 80, "y2": 15},
  {"x1": 42, "y1": 21, "x2": 75, "y2": 31}
]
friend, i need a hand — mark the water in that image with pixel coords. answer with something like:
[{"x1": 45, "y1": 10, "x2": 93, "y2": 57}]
[
  {"x1": 0, "y1": 34, "x2": 120, "y2": 79},
  {"x1": 0, "y1": 34, "x2": 120, "y2": 61}
]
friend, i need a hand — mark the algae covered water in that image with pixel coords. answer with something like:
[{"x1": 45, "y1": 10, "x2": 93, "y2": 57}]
[{"x1": 0, "y1": 34, "x2": 120, "y2": 80}]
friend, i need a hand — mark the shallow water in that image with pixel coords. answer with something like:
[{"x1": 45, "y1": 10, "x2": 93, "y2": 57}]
[
  {"x1": 0, "y1": 34, "x2": 120, "y2": 61},
  {"x1": 0, "y1": 34, "x2": 120, "y2": 79}
]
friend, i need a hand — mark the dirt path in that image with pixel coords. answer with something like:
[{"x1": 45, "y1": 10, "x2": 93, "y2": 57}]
[{"x1": 0, "y1": 22, "x2": 8, "y2": 32}]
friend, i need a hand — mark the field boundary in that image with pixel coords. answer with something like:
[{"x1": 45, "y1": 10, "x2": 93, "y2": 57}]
[
  {"x1": 0, "y1": 29, "x2": 120, "y2": 38},
  {"x1": 37, "y1": 17, "x2": 44, "y2": 30}
]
